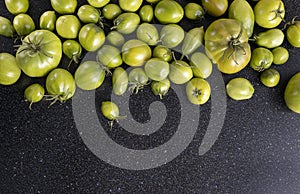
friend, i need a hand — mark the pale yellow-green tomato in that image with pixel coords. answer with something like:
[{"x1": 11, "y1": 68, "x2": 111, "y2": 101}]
[
  {"x1": 151, "y1": 78, "x2": 170, "y2": 99},
  {"x1": 226, "y1": 78, "x2": 254, "y2": 100},
  {"x1": 101, "y1": 101, "x2": 120, "y2": 121},
  {"x1": 186, "y1": 78, "x2": 211, "y2": 105},
  {"x1": 169, "y1": 60, "x2": 193, "y2": 85},
  {"x1": 272, "y1": 47, "x2": 289, "y2": 65},
  {"x1": 0, "y1": 53, "x2": 21, "y2": 85},
  {"x1": 260, "y1": 68, "x2": 280, "y2": 87},
  {"x1": 24, "y1": 83, "x2": 45, "y2": 109},
  {"x1": 189, "y1": 52, "x2": 212, "y2": 79},
  {"x1": 39, "y1": 11, "x2": 56, "y2": 31}
]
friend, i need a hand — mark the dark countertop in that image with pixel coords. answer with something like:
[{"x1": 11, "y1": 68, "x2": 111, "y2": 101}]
[{"x1": 1, "y1": 0, "x2": 300, "y2": 193}]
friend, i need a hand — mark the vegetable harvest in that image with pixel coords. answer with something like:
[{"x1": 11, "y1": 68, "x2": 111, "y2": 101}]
[{"x1": 0, "y1": 0, "x2": 299, "y2": 122}]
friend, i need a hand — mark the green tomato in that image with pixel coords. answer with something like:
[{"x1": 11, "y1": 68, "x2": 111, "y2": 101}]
[
  {"x1": 79, "y1": 23, "x2": 105, "y2": 52},
  {"x1": 146, "y1": 0, "x2": 160, "y2": 3},
  {"x1": 0, "y1": 16, "x2": 15, "y2": 38},
  {"x1": 250, "y1": 47, "x2": 273, "y2": 72},
  {"x1": 139, "y1": 5, "x2": 154, "y2": 22},
  {"x1": 169, "y1": 60, "x2": 193, "y2": 85},
  {"x1": 5, "y1": 0, "x2": 29, "y2": 15},
  {"x1": 39, "y1": 11, "x2": 56, "y2": 31},
  {"x1": 62, "y1": 40, "x2": 82, "y2": 64},
  {"x1": 226, "y1": 77, "x2": 254, "y2": 101},
  {"x1": 50, "y1": 0, "x2": 77, "y2": 14},
  {"x1": 0, "y1": 53, "x2": 21, "y2": 85},
  {"x1": 46, "y1": 68, "x2": 76, "y2": 103},
  {"x1": 254, "y1": 29, "x2": 284, "y2": 49},
  {"x1": 119, "y1": 0, "x2": 143, "y2": 12},
  {"x1": 272, "y1": 47, "x2": 289, "y2": 65},
  {"x1": 56, "y1": 15, "x2": 81, "y2": 39},
  {"x1": 113, "y1": 13, "x2": 140, "y2": 34},
  {"x1": 186, "y1": 78, "x2": 211, "y2": 105},
  {"x1": 284, "y1": 72, "x2": 300, "y2": 114},
  {"x1": 228, "y1": 0, "x2": 254, "y2": 37},
  {"x1": 128, "y1": 68, "x2": 149, "y2": 94},
  {"x1": 151, "y1": 78, "x2": 170, "y2": 99},
  {"x1": 260, "y1": 68, "x2": 280, "y2": 88},
  {"x1": 101, "y1": 101, "x2": 120, "y2": 121},
  {"x1": 122, "y1": 39, "x2": 152, "y2": 67},
  {"x1": 87, "y1": 0, "x2": 110, "y2": 8},
  {"x1": 287, "y1": 20, "x2": 300, "y2": 48},
  {"x1": 75, "y1": 61, "x2": 105, "y2": 91},
  {"x1": 136, "y1": 23, "x2": 159, "y2": 46},
  {"x1": 97, "y1": 45, "x2": 122, "y2": 69},
  {"x1": 77, "y1": 5, "x2": 102, "y2": 25},
  {"x1": 144, "y1": 58, "x2": 169, "y2": 81},
  {"x1": 160, "y1": 24, "x2": 184, "y2": 48},
  {"x1": 254, "y1": 0, "x2": 285, "y2": 28},
  {"x1": 204, "y1": 18, "x2": 251, "y2": 74},
  {"x1": 154, "y1": 0, "x2": 184, "y2": 24},
  {"x1": 13, "y1": 14, "x2": 35, "y2": 36},
  {"x1": 184, "y1": 2, "x2": 205, "y2": 21},
  {"x1": 16, "y1": 30, "x2": 62, "y2": 77},
  {"x1": 202, "y1": 0, "x2": 228, "y2": 17},
  {"x1": 152, "y1": 45, "x2": 172, "y2": 62},
  {"x1": 106, "y1": 31, "x2": 125, "y2": 47},
  {"x1": 112, "y1": 67, "x2": 128, "y2": 96},
  {"x1": 24, "y1": 83, "x2": 45, "y2": 109},
  {"x1": 190, "y1": 52, "x2": 212, "y2": 79},
  {"x1": 181, "y1": 27, "x2": 204, "y2": 58},
  {"x1": 102, "y1": 3, "x2": 122, "y2": 20}
]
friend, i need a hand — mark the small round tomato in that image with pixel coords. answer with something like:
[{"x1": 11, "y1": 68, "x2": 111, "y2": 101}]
[
  {"x1": 226, "y1": 77, "x2": 254, "y2": 101},
  {"x1": 0, "y1": 16, "x2": 15, "y2": 38},
  {"x1": 136, "y1": 23, "x2": 159, "y2": 46},
  {"x1": 106, "y1": 30, "x2": 125, "y2": 47},
  {"x1": 272, "y1": 47, "x2": 289, "y2": 65},
  {"x1": 254, "y1": 29, "x2": 284, "y2": 49},
  {"x1": 260, "y1": 68, "x2": 280, "y2": 88},
  {"x1": 201, "y1": 0, "x2": 228, "y2": 17},
  {"x1": 152, "y1": 45, "x2": 172, "y2": 62},
  {"x1": 128, "y1": 68, "x2": 149, "y2": 94},
  {"x1": 119, "y1": 0, "x2": 143, "y2": 12},
  {"x1": 97, "y1": 45, "x2": 122, "y2": 69},
  {"x1": 24, "y1": 83, "x2": 45, "y2": 109},
  {"x1": 77, "y1": 5, "x2": 102, "y2": 25},
  {"x1": 46, "y1": 68, "x2": 76, "y2": 104},
  {"x1": 5, "y1": 0, "x2": 29, "y2": 15},
  {"x1": 160, "y1": 24, "x2": 184, "y2": 48},
  {"x1": 50, "y1": 0, "x2": 77, "y2": 14},
  {"x1": 190, "y1": 52, "x2": 212, "y2": 79},
  {"x1": 154, "y1": 0, "x2": 184, "y2": 24},
  {"x1": 0, "y1": 53, "x2": 21, "y2": 85},
  {"x1": 151, "y1": 79, "x2": 170, "y2": 99},
  {"x1": 75, "y1": 61, "x2": 105, "y2": 91},
  {"x1": 139, "y1": 5, "x2": 154, "y2": 22},
  {"x1": 56, "y1": 15, "x2": 81, "y2": 39},
  {"x1": 250, "y1": 47, "x2": 273, "y2": 72},
  {"x1": 62, "y1": 40, "x2": 82, "y2": 65},
  {"x1": 287, "y1": 20, "x2": 300, "y2": 48},
  {"x1": 186, "y1": 78, "x2": 211, "y2": 105},
  {"x1": 16, "y1": 30, "x2": 62, "y2": 77},
  {"x1": 78, "y1": 23, "x2": 105, "y2": 52},
  {"x1": 284, "y1": 72, "x2": 300, "y2": 114},
  {"x1": 204, "y1": 18, "x2": 251, "y2": 74},
  {"x1": 181, "y1": 27, "x2": 204, "y2": 58},
  {"x1": 87, "y1": 0, "x2": 110, "y2": 8},
  {"x1": 112, "y1": 67, "x2": 128, "y2": 96},
  {"x1": 122, "y1": 39, "x2": 152, "y2": 67},
  {"x1": 112, "y1": 12, "x2": 140, "y2": 34},
  {"x1": 13, "y1": 13, "x2": 35, "y2": 36},
  {"x1": 101, "y1": 101, "x2": 120, "y2": 121},
  {"x1": 184, "y1": 2, "x2": 205, "y2": 21},
  {"x1": 254, "y1": 0, "x2": 285, "y2": 28},
  {"x1": 144, "y1": 58, "x2": 169, "y2": 81},
  {"x1": 102, "y1": 3, "x2": 122, "y2": 20},
  {"x1": 39, "y1": 11, "x2": 56, "y2": 31},
  {"x1": 169, "y1": 60, "x2": 193, "y2": 85}
]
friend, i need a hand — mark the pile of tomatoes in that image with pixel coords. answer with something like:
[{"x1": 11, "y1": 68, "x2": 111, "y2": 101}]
[{"x1": 0, "y1": 0, "x2": 300, "y2": 123}]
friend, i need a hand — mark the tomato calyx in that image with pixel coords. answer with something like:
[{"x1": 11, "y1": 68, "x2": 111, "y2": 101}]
[
  {"x1": 222, "y1": 27, "x2": 246, "y2": 66},
  {"x1": 44, "y1": 90, "x2": 72, "y2": 107},
  {"x1": 128, "y1": 81, "x2": 150, "y2": 94},
  {"x1": 282, "y1": 16, "x2": 299, "y2": 30},
  {"x1": 17, "y1": 37, "x2": 52, "y2": 58},
  {"x1": 270, "y1": 2, "x2": 285, "y2": 22}
]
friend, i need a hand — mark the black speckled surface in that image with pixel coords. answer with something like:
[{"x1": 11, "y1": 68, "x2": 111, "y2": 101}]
[{"x1": 1, "y1": 0, "x2": 300, "y2": 193}]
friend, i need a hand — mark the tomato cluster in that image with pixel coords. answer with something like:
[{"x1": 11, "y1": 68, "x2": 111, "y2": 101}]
[{"x1": 0, "y1": 0, "x2": 300, "y2": 121}]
